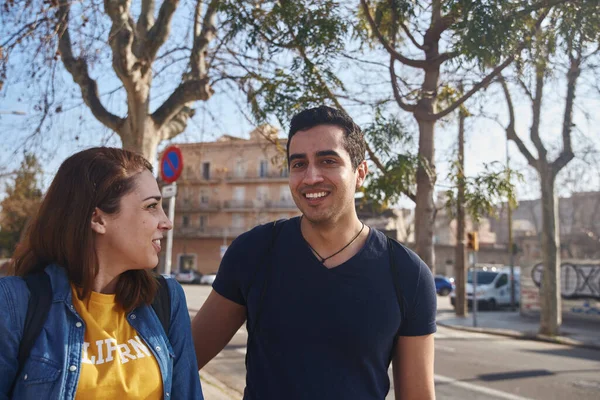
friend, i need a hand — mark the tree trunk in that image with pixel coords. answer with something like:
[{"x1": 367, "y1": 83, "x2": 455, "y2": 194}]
[
  {"x1": 455, "y1": 110, "x2": 467, "y2": 316},
  {"x1": 120, "y1": 116, "x2": 162, "y2": 162},
  {"x1": 413, "y1": 57, "x2": 439, "y2": 273},
  {"x1": 414, "y1": 116, "x2": 436, "y2": 273},
  {"x1": 538, "y1": 163, "x2": 562, "y2": 335}
]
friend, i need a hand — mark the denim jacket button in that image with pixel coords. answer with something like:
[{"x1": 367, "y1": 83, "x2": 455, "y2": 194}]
[
  {"x1": 23, "y1": 374, "x2": 28, "y2": 381},
  {"x1": 155, "y1": 346, "x2": 161, "y2": 352},
  {"x1": 166, "y1": 393, "x2": 170, "y2": 397},
  {"x1": 75, "y1": 322, "x2": 82, "y2": 328},
  {"x1": 130, "y1": 314, "x2": 136, "y2": 320},
  {"x1": 69, "y1": 365, "x2": 77, "y2": 372}
]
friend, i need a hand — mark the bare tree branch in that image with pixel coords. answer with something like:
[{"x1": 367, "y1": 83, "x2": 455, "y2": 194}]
[
  {"x1": 516, "y1": 75, "x2": 534, "y2": 101},
  {"x1": 389, "y1": 57, "x2": 417, "y2": 112},
  {"x1": 436, "y1": 51, "x2": 461, "y2": 63},
  {"x1": 105, "y1": 0, "x2": 139, "y2": 85},
  {"x1": 552, "y1": 55, "x2": 580, "y2": 175},
  {"x1": 498, "y1": 75, "x2": 537, "y2": 167},
  {"x1": 396, "y1": 15, "x2": 426, "y2": 50},
  {"x1": 360, "y1": 0, "x2": 427, "y2": 69},
  {"x1": 137, "y1": 0, "x2": 155, "y2": 42},
  {"x1": 57, "y1": 1, "x2": 123, "y2": 132},
  {"x1": 1, "y1": 17, "x2": 49, "y2": 49},
  {"x1": 530, "y1": 47, "x2": 548, "y2": 160},
  {"x1": 152, "y1": 78, "x2": 212, "y2": 127},
  {"x1": 191, "y1": 0, "x2": 219, "y2": 79},
  {"x1": 155, "y1": 46, "x2": 191, "y2": 61},
  {"x1": 145, "y1": 0, "x2": 180, "y2": 61},
  {"x1": 425, "y1": 2, "x2": 456, "y2": 49},
  {"x1": 160, "y1": 106, "x2": 196, "y2": 140},
  {"x1": 430, "y1": 10, "x2": 550, "y2": 121}
]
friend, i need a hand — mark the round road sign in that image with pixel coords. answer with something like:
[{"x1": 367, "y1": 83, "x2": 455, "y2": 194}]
[{"x1": 160, "y1": 146, "x2": 183, "y2": 183}]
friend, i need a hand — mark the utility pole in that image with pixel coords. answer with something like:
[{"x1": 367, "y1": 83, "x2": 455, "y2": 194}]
[
  {"x1": 467, "y1": 232, "x2": 479, "y2": 327},
  {"x1": 507, "y1": 139, "x2": 517, "y2": 311},
  {"x1": 455, "y1": 107, "x2": 468, "y2": 317}
]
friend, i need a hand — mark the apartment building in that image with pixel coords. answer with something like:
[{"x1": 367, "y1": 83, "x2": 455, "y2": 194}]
[{"x1": 165, "y1": 125, "x2": 300, "y2": 274}]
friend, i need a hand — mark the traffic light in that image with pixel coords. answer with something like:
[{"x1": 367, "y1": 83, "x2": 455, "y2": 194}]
[{"x1": 467, "y1": 232, "x2": 479, "y2": 251}]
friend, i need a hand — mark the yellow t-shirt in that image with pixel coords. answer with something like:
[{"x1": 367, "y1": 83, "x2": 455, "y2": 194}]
[{"x1": 71, "y1": 285, "x2": 163, "y2": 399}]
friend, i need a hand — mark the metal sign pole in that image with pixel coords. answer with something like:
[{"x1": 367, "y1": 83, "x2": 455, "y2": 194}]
[
  {"x1": 472, "y1": 251, "x2": 478, "y2": 327},
  {"x1": 159, "y1": 145, "x2": 183, "y2": 276},
  {"x1": 164, "y1": 182, "x2": 177, "y2": 276}
]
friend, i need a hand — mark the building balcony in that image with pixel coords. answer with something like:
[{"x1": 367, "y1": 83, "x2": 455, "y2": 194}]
[
  {"x1": 264, "y1": 200, "x2": 297, "y2": 210},
  {"x1": 174, "y1": 226, "x2": 247, "y2": 238},
  {"x1": 177, "y1": 202, "x2": 222, "y2": 212},
  {"x1": 225, "y1": 171, "x2": 289, "y2": 183},
  {"x1": 176, "y1": 199, "x2": 297, "y2": 213},
  {"x1": 221, "y1": 199, "x2": 297, "y2": 211},
  {"x1": 223, "y1": 200, "x2": 256, "y2": 210}
]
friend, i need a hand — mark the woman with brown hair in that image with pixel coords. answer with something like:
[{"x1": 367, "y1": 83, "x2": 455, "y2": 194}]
[{"x1": 0, "y1": 147, "x2": 204, "y2": 399}]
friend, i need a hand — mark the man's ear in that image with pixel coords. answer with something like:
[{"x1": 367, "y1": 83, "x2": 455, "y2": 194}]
[
  {"x1": 355, "y1": 160, "x2": 369, "y2": 190},
  {"x1": 91, "y1": 208, "x2": 108, "y2": 234}
]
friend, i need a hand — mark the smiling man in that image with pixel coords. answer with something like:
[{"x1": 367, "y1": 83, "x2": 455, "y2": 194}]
[{"x1": 192, "y1": 106, "x2": 437, "y2": 400}]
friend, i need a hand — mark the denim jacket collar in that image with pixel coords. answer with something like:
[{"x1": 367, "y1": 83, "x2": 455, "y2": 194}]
[{"x1": 45, "y1": 264, "x2": 74, "y2": 305}]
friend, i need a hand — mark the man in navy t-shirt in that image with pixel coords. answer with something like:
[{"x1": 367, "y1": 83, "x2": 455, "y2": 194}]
[{"x1": 192, "y1": 106, "x2": 437, "y2": 399}]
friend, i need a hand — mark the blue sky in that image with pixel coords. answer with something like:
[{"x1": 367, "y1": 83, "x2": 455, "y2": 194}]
[
  {"x1": 1, "y1": 8, "x2": 598, "y2": 208},
  {"x1": 1, "y1": 69, "x2": 598, "y2": 209}
]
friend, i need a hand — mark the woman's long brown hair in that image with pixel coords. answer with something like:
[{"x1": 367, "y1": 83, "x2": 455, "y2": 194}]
[{"x1": 11, "y1": 147, "x2": 159, "y2": 312}]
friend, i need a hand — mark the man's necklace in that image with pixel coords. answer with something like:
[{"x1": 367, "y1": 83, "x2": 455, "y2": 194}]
[{"x1": 300, "y1": 216, "x2": 366, "y2": 264}]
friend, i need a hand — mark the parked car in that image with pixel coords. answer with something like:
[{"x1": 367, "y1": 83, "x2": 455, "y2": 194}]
[
  {"x1": 200, "y1": 273, "x2": 217, "y2": 285},
  {"x1": 450, "y1": 267, "x2": 520, "y2": 310},
  {"x1": 434, "y1": 275, "x2": 454, "y2": 296},
  {"x1": 172, "y1": 269, "x2": 203, "y2": 284}
]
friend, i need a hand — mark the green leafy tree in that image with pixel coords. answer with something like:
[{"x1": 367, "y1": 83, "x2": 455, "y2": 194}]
[
  {"x1": 354, "y1": 0, "x2": 559, "y2": 270},
  {"x1": 498, "y1": 2, "x2": 600, "y2": 336},
  {"x1": 233, "y1": 0, "x2": 564, "y2": 272},
  {"x1": 0, "y1": 154, "x2": 43, "y2": 257}
]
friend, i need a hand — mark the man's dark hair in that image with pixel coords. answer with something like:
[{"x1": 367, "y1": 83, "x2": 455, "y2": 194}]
[{"x1": 287, "y1": 105, "x2": 366, "y2": 170}]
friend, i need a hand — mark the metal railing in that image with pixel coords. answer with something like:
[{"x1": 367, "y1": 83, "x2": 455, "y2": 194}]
[
  {"x1": 225, "y1": 171, "x2": 288, "y2": 181},
  {"x1": 175, "y1": 226, "x2": 247, "y2": 237}
]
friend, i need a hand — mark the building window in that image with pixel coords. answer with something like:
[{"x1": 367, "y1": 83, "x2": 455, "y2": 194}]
[
  {"x1": 259, "y1": 159, "x2": 268, "y2": 178},
  {"x1": 182, "y1": 215, "x2": 190, "y2": 227},
  {"x1": 232, "y1": 213, "x2": 244, "y2": 228},
  {"x1": 199, "y1": 215, "x2": 207, "y2": 231},
  {"x1": 233, "y1": 186, "x2": 245, "y2": 205},
  {"x1": 280, "y1": 167, "x2": 289, "y2": 177},
  {"x1": 202, "y1": 162, "x2": 210, "y2": 180},
  {"x1": 200, "y1": 189, "x2": 209, "y2": 204},
  {"x1": 280, "y1": 185, "x2": 291, "y2": 202},
  {"x1": 256, "y1": 186, "x2": 269, "y2": 202},
  {"x1": 235, "y1": 158, "x2": 246, "y2": 178}
]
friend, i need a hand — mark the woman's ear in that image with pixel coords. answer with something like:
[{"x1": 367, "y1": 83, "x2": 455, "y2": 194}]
[{"x1": 91, "y1": 208, "x2": 107, "y2": 234}]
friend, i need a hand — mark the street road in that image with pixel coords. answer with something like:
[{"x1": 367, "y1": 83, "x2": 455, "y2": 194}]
[{"x1": 183, "y1": 284, "x2": 600, "y2": 400}]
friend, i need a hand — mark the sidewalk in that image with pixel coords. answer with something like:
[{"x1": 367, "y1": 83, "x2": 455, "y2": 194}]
[
  {"x1": 200, "y1": 371, "x2": 242, "y2": 400},
  {"x1": 437, "y1": 308, "x2": 600, "y2": 350}
]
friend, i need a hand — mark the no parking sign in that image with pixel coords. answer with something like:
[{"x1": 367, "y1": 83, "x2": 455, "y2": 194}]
[{"x1": 160, "y1": 146, "x2": 183, "y2": 183}]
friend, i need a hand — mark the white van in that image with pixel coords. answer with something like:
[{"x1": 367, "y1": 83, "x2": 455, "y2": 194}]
[{"x1": 451, "y1": 266, "x2": 520, "y2": 310}]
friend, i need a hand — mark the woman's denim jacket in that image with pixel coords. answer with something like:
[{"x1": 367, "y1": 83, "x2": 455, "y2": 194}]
[{"x1": 0, "y1": 264, "x2": 204, "y2": 399}]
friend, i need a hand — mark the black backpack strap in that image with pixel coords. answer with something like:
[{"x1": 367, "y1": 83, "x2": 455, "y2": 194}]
[
  {"x1": 244, "y1": 219, "x2": 285, "y2": 369},
  {"x1": 12, "y1": 271, "x2": 53, "y2": 394},
  {"x1": 151, "y1": 275, "x2": 171, "y2": 337},
  {"x1": 248, "y1": 220, "x2": 284, "y2": 337},
  {"x1": 387, "y1": 237, "x2": 406, "y2": 334}
]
